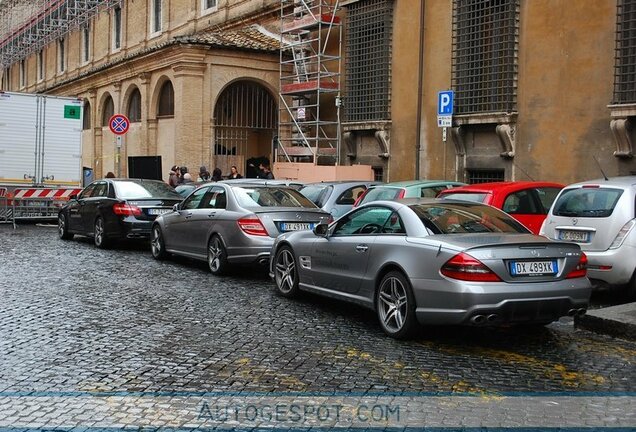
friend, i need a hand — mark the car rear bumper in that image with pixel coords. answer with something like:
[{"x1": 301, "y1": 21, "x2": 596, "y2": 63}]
[
  {"x1": 411, "y1": 278, "x2": 591, "y2": 325},
  {"x1": 582, "y1": 245, "x2": 636, "y2": 287},
  {"x1": 227, "y1": 240, "x2": 274, "y2": 266}
]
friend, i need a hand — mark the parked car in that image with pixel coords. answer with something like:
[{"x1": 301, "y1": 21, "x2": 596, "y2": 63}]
[
  {"x1": 222, "y1": 178, "x2": 306, "y2": 190},
  {"x1": 271, "y1": 198, "x2": 591, "y2": 338},
  {"x1": 354, "y1": 180, "x2": 465, "y2": 207},
  {"x1": 299, "y1": 181, "x2": 381, "y2": 219},
  {"x1": 57, "y1": 178, "x2": 183, "y2": 248},
  {"x1": 540, "y1": 176, "x2": 636, "y2": 297},
  {"x1": 151, "y1": 182, "x2": 331, "y2": 274},
  {"x1": 437, "y1": 181, "x2": 564, "y2": 234}
]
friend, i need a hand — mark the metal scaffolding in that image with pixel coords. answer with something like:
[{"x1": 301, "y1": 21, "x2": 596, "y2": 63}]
[
  {"x1": 0, "y1": 0, "x2": 121, "y2": 69},
  {"x1": 278, "y1": 0, "x2": 342, "y2": 165}
]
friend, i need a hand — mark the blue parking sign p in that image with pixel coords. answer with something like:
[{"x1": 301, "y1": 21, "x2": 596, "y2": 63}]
[{"x1": 438, "y1": 91, "x2": 454, "y2": 115}]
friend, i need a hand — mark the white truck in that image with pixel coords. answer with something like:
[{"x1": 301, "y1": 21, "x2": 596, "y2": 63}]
[{"x1": 0, "y1": 91, "x2": 83, "y2": 220}]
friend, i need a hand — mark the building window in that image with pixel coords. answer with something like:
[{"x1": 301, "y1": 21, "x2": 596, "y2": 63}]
[
  {"x1": 452, "y1": 0, "x2": 519, "y2": 115},
  {"x1": 19, "y1": 60, "x2": 26, "y2": 88},
  {"x1": 151, "y1": 0, "x2": 162, "y2": 33},
  {"x1": 102, "y1": 95, "x2": 114, "y2": 126},
  {"x1": 58, "y1": 38, "x2": 66, "y2": 72},
  {"x1": 157, "y1": 81, "x2": 174, "y2": 117},
  {"x1": 83, "y1": 101, "x2": 91, "y2": 130},
  {"x1": 127, "y1": 88, "x2": 141, "y2": 122},
  {"x1": 466, "y1": 169, "x2": 505, "y2": 184},
  {"x1": 37, "y1": 50, "x2": 44, "y2": 81},
  {"x1": 82, "y1": 25, "x2": 90, "y2": 63},
  {"x1": 2, "y1": 67, "x2": 10, "y2": 90},
  {"x1": 113, "y1": 6, "x2": 122, "y2": 50},
  {"x1": 202, "y1": 0, "x2": 217, "y2": 13},
  {"x1": 613, "y1": 0, "x2": 636, "y2": 103},
  {"x1": 344, "y1": 0, "x2": 393, "y2": 122},
  {"x1": 372, "y1": 166, "x2": 384, "y2": 182}
]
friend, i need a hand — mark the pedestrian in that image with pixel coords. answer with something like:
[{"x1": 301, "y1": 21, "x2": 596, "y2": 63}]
[
  {"x1": 105, "y1": 171, "x2": 116, "y2": 178},
  {"x1": 168, "y1": 165, "x2": 180, "y2": 187},
  {"x1": 228, "y1": 165, "x2": 243, "y2": 179},
  {"x1": 212, "y1": 167, "x2": 223, "y2": 182},
  {"x1": 258, "y1": 161, "x2": 275, "y2": 180},
  {"x1": 198, "y1": 166, "x2": 211, "y2": 182},
  {"x1": 182, "y1": 172, "x2": 193, "y2": 184},
  {"x1": 178, "y1": 166, "x2": 189, "y2": 184}
]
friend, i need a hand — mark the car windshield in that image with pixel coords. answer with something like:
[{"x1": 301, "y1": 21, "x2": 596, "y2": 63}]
[
  {"x1": 299, "y1": 185, "x2": 332, "y2": 207},
  {"x1": 114, "y1": 181, "x2": 182, "y2": 199},
  {"x1": 233, "y1": 186, "x2": 317, "y2": 208},
  {"x1": 439, "y1": 192, "x2": 488, "y2": 203},
  {"x1": 410, "y1": 202, "x2": 529, "y2": 234},
  {"x1": 359, "y1": 187, "x2": 401, "y2": 204},
  {"x1": 552, "y1": 187, "x2": 624, "y2": 218}
]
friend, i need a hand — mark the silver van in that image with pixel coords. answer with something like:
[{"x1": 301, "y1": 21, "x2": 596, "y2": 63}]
[{"x1": 540, "y1": 176, "x2": 636, "y2": 297}]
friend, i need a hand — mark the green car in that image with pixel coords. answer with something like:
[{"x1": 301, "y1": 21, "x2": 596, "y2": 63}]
[{"x1": 355, "y1": 180, "x2": 466, "y2": 207}]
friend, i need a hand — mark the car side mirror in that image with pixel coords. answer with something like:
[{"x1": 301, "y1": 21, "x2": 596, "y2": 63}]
[
  {"x1": 70, "y1": 194, "x2": 78, "y2": 200},
  {"x1": 173, "y1": 203, "x2": 180, "y2": 212},
  {"x1": 313, "y1": 223, "x2": 329, "y2": 238}
]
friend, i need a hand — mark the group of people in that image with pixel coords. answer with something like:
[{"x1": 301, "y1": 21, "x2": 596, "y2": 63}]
[{"x1": 168, "y1": 164, "x2": 247, "y2": 188}]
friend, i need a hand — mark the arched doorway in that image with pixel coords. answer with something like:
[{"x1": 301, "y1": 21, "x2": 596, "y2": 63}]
[{"x1": 213, "y1": 81, "x2": 277, "y2": 177}]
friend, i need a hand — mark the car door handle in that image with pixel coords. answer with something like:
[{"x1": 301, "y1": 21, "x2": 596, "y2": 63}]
[
  {"x1": 356, "y1": 244, "x2": 369, "y2": 253},
  {"x1": 185, "y1": 212, "x2": 193, "y2": 219},
  {"x1": 207, "y1": 212, "x2": 216, "y2": 218}
]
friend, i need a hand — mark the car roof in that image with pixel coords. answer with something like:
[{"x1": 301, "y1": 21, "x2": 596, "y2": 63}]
[
  {"x1": 304, "y1": 180, "x2": 379, "y2": 186},
  {"x1": 438, "y1": 181, "x2": 565, "y2": 195},
  {"x1": 370, "y1": 180, "x2": 464, "y2": 188},
  {"x1": 562, "y1": 176, "x2": 636, "y2": 189}
]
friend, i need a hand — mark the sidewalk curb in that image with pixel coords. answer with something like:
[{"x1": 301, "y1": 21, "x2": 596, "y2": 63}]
[{"x1": 575, "y1": 302, "x2": 636, "y2": 341}]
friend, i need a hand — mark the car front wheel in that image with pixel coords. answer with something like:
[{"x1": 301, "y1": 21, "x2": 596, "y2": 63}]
[
  {"x1": 376, "y1": 271, "x2": 417, "y2": 339},
  {"x1": 274, "y1": 246, "x2": 299, "y2": 298}
]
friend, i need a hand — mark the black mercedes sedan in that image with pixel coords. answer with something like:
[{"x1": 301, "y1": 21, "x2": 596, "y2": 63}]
[{"x1": 57, "y1": 178, "x2": 183, "y2": 248}]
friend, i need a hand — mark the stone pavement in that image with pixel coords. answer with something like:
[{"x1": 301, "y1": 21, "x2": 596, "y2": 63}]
[{"x1": 576, "y1": 302, "x2": 636, "y2": 341}]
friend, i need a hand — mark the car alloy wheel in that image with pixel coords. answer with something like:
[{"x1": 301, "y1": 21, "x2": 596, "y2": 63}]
[
  {"x1": 376, "y1": 271, "x2": 417, "y2": 339},
  {"x1": 208, "y1": 235, "x2": 228, "y2": 275},
  {"x1": 58, "y1": 213, "x2": 73, "y2": 240},
  {"x1": 274, "y1": 246, "x2": 299, "y2": 297},
  {"x1": 151, "y1": 226, "x2": 167, "y2": 260},
  {"x1": 94, "y1": 217, "x2": 110, "y2": 249}
]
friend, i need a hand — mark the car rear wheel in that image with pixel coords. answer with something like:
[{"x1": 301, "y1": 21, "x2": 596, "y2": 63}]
[
  {"x1": 58, "y1": 213, "x2": 73, "y2": 240},
  {"x1": 151, "y1": 225, "x2": 168, "y2": 260},
  {"x1": 376, "y1": 271, "x2": 417, "y2": 339},
  {"x1": 208, "y1": 235, "x2": 228, "y2": 275},
  {"x1": 274, "y1": 246, "x2": 299, "y2": 298},
  {"x1": 94, "y1": 217, "x2": 110, "y2": 249}
]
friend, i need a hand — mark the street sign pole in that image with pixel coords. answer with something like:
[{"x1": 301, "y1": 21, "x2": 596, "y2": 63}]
[
  {"x1": 109, "y1": 114, "x2": 130, "y2": 178},
  {"x1": 116, "y1": 136, "x2": 123, "y2": 177}
]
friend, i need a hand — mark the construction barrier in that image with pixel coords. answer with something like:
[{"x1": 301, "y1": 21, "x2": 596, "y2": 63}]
[
  {"x1": 0, "y1": 187, "x2": 16, "y2": 228},
  {"x1": 10, "y1": 188, "x2": 82, "y2": 220}
]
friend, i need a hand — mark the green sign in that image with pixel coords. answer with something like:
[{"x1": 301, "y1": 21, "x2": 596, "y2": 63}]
[{"x1": 64, "y1": 105, "x2": 80, "y2": 119}]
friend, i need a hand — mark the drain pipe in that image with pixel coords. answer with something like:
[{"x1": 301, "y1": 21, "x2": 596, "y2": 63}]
[{"x1": 414, "y1": 0, "x2": 426, "y2": 180}]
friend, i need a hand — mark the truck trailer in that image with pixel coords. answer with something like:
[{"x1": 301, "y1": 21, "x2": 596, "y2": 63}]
[{"x1": 0, "y1": 91, "x2": 83, "y2": 221}]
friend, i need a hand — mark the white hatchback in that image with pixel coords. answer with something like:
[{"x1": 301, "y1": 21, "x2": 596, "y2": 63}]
[{"x1": 540, "y1": 176, "x2": 636, "y2": 297}]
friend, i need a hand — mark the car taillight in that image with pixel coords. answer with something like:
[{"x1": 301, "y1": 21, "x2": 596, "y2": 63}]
[
  {"x1": 112, "y1": 202, "x2": 142, "y2": 216},
  {"x1": 397, "y1": 189, "x2": 406, "y2": 199},
  {"x1": 440, "y1": 252, "x2": 501, "y2": 282},
  {"x1": 566, "y1": 252, "x2": 588, "y2": 279},
  {"x1": 609, "y1": 219, "x2": 635, "y2": 249},
  {"x1": 237, "y1": 216, "x2": 268, "y2": 236}
]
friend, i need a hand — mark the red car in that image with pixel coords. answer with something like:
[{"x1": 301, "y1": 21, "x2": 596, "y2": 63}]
[{"x1": 437, "y1": 181, "x2": 564, "y2": 234}]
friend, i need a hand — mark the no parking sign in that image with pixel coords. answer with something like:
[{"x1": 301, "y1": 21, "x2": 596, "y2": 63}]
[{"x1": 109, "y1": 114, "x2": 130, "y2": 135}]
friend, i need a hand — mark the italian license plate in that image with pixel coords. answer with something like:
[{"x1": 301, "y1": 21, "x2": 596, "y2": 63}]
[
  {"x1": 148, "y1": 208, "x2": 171, "y2": 215},
  {"x1": 559, "y1": 230, "x2": 589, "y2": 242},
  {"x1": 510, "y1": 260, "x2": 558, "y2": 276},
  {"x1": 280, "y1": 222, "x2": 314, "y2": 232}
]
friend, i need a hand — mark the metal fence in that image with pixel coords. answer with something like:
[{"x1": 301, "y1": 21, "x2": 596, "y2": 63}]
[
  {"x1": 451, "y1": 0, "x2": 519, "y2": 115},
  {"x1": 466, "y1": 169, "x2": 505, "y2": 184}
]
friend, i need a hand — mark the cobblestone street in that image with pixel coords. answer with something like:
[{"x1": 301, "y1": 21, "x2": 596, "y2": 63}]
[{"x1": 1, "y1": 224, "x2": 635, "y2": 429}]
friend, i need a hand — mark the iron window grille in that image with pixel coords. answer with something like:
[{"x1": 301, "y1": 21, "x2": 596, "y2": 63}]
[
  {"x1": 345, "y1": 0, "x2": 393, "y2": 122},
  {"x1": 157, "y1": 81, "x2": 174, "y2": 117},
  {"x1": 372, "y1": 166, "x2": 384, "y2": 182},
  {"x1": 113, "y1": 6, "x2": 122, "y2": 50},
  {"x1": 127, "y1": 88, "x2": 141, "y2": 122},
  {"x1": 466, "y1": 169, "x2": 505, "y2": 184},
  {"x1": 83, "y1": 102, "x2": 91, "y2": 130},
  {"x1": 452, "y1": 0, "x2": 519, "y2": 115},
  {"x1": 613, "y1": 0, "x2": 636, "y2": 103},
  {"x1": 58, "y1": 38, "x2": 65, "y2": 72}
]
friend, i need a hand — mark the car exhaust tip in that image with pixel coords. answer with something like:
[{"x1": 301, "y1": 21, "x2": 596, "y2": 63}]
[
  {"x1": 486, "y1": 314, "x2": 499, "y2": 323},
  {"x1": 567, "y1": 308, "x2": 577, "y2": 317},
  {"x1": 576, "y1": 308, "x2": 587, "y2": 317},
  {"x1": 471, "y1": 315, "x2": 486, "y2": 325}
]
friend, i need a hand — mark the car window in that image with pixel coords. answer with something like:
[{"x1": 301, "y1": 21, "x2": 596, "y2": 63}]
[
  {"x1": 114, "y1": 181, "x2": 183, "y2": 199},
  {"x1": 182, "y1": 187, "x2": 209, "y2": 210},
  {"x1": 202, "y1": 187, "x2": 227, "y2": 209},
  {"x1": 535, "y1": 187, "x2": 562, "y2": 213},
  {"x1": 232, "y1": 186, "x2": 316, "y2": 208},
  {"x1": 336, "y1": 186, "x2": 366, "y2": 205},
  {"x1": 421, "y1": 186, "x2": 447, "y2": 198},
  {"x1": 92, "y1": 182, "x2": 108, "y2": 198},
  {"x1": 333, "y1": 206, "x2": 394, "y2": 235},
  {"x1": 410, "y1": 202, "x2": 529, "y2": 234},
  {"x1": 79, "y1": 184, "x2": 96, "y2": 199},
  {"x1": 299, "y1": 185, "x2": 332, "y2": 207},
  {"x1": 503, "y1": 190, "x2": 540, "y2": 214},
  {"x1": 439, "y1": 192, "x2": 488, "y2": 203},
  {"x1": 359, "y1": 187, "x2": 401, "y2": 205},
  {"x1": 552, "y1": 187, "x2": 624, "y2": 218}
]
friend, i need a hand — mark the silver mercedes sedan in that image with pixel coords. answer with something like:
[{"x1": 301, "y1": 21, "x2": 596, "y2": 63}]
[
  {"x1": 270, "y1": 199, "x2": 592, "y2": 338},
  {"x1": 151, "y1": 182, "x2": 331, "y2": 274}
]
